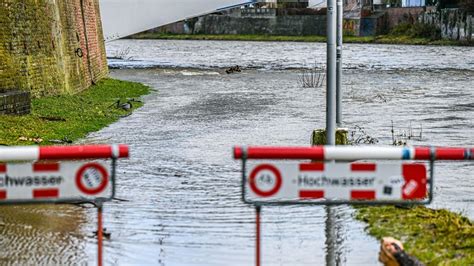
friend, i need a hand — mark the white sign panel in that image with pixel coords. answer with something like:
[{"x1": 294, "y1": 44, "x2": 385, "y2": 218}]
[
  {"x1": 0, "y1": 161, "x2": 112, "y2": 203},
  {"x1": 245, "y1": 162, "x2": 427, "y2": 203}
]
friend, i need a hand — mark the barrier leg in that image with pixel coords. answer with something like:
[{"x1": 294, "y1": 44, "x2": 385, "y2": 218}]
[
  {"x1": 98, "y1": 204, "x2": 103, "y2": 266},
  {"x1": 325, "y1": 206, "x2": 336, "y2": 266},
  {"x1": 256, "y1": 206, "x2": 261, "y2": 266}
]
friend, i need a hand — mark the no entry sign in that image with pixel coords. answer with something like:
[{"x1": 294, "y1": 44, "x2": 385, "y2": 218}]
[
  {"x1": 0, "y1": 161, "x2": 112, "y2": 203},
  {"x1": 245, "y1": 162, "x2": 427, "y2": 204}
]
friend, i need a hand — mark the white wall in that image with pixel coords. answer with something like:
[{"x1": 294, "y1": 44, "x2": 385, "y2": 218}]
[{"x1": 402, "y1": 0, "x2": 425, "y2": 7}]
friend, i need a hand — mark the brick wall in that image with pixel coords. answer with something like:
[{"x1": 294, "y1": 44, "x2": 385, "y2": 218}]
[{"x1": 0, "y1": 0, "x2": 108, "y2": 98}]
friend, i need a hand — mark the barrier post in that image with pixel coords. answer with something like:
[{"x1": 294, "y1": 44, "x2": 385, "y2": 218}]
[
  {"x1": 97, "y1": 202, "x2": 104, "y2": 266},
  {"x1": 256, "y1": 205, "x2": 261, "y2": 266}
]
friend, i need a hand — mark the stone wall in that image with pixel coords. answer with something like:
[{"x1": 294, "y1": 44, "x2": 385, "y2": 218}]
[
  {"x1": 0, "y1": 90, "x2": 30, "y2": 115},
  {"x1": 0, "y1": 0, "x2": 108, "y2": 98},
  {"x1": 360, "y1": 12, "x2": 388, "y2": 36},
  {"x1": 385, "y1": 7, "x2": 426, "y2": 29},
  {"x1": 419, "y1": 9, "x2": 473, "y2": 41},
  {"x1": 193, "y1": 14, "x2": 327, "y2": 36}
]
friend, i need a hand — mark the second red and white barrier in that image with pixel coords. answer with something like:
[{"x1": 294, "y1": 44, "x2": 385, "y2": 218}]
[{"x1": 234, "y1": 146, "x2": 473, "y2": 161}]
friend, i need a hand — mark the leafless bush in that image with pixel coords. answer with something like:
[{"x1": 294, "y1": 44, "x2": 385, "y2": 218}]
[
  {"x1": 391, "y1": 120, "x2": 423, "y2": 146},
  {"x1": 298, "y1": 67, "x2": 325, "y2": 88},
  {"x1": 109, "y1": 47, "x2": 134, "y2": 60},
  {"x1": 349, "y1": 125, "x2": 379, "y2": 145}
]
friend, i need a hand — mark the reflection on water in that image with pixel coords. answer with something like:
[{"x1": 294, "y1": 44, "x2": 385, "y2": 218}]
[
  {"x1": 0, "y1": 205, "x2": 88, "y2": 264},
  {"x1": 1, "y1": 40, "x2": 472, "y2": 265}
]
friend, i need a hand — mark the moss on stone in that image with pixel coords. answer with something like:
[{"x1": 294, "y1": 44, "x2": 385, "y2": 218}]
[
  {"x1": 311, "y1": 129, "x2": 349, "y2": 146},
  {"x1": 356, "y1": 206, "x2": 474, "y2": 265}
]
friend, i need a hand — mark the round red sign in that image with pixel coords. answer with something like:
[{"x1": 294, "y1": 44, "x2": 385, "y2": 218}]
[
  {"x1": 75, "y1": 163, "x2": 109, "y2": 195},
  {"x1": 249, "y1": 164, "x2": 282, "y2": 197}
]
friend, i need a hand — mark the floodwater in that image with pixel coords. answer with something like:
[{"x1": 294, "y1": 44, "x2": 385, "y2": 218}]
[{"x1": 1, "y1": 40, "x2": 473, "y2": 265}]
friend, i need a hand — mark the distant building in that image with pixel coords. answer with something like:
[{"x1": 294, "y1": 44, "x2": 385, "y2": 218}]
[{"x1": 263, "y1": 0, "x2": 310, "y2": 8}]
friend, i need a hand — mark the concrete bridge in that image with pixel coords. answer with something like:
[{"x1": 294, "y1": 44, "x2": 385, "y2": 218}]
[{"x1": 100, "y1": 0, "x2": 257, "y2": 41}]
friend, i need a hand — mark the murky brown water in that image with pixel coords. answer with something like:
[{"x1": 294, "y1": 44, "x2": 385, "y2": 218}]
[{"x1": 1, "y1": 40, "x2": 472, "y2": 265}]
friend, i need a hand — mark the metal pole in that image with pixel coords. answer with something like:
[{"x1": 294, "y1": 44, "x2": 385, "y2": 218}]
[
  {"x1": 325, "y1": 206, "x2": 336, "y2": 266},
  {"x1": 98, "y1": 204, "x2": 103, "y2": 266},
  {"x1": 326, "y1": 0, "x2": 337, "y2": 145},
  {"x1": 256, "y1": 206, "x2": 261, "y2": 266},
  {"x1": 336, "y1": 0, "x2": 343, "y2": 127},
  {"x1": 326, "y1": 1, "x2": 337, "y2": 261},
  {"x1": 326, "y1": 0, "x2": 337, "y2": 263}
]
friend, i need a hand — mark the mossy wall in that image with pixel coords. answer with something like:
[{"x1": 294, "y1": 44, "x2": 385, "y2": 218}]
[{"x1": 0, "y1": 0, "x2": 108, "y2": 98}]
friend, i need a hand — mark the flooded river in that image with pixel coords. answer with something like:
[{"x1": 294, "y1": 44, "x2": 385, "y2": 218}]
[{"x1": 1, "y1": 40, "x2": 473, "y2": 265}]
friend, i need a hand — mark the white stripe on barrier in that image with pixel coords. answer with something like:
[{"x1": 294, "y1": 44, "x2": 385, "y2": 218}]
[
  {"x1": 0, "y1": 147, "x2": 39, "y2": 162},
  {"x1": 111, "y1": 144, "x2": 120, "y2": 159},
  {"x1": 324, "y1": 146, "x2": 406, "y2": 160}
]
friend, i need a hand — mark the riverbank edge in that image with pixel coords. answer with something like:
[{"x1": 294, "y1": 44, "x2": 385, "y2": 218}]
[
  {"x1": 355, "y1": 205, "x2": 473, "y2": 265},
  {"x1": 0, "y1": 78, "x2": 151, "y2": 146},
  {"x1": 129, "y1": 33, "x2": 474, "y2": 46}
]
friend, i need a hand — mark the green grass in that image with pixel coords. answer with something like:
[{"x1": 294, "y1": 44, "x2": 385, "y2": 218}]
[
  {"x1": 356, "y1": 206, "x2": 474, "y2": 265},
  {"x1": 130, "y1": 33, "x2": 327, "y2": 42},
  {"x1": 0, "y1": 78, "x2": 150, "y2": 146},
  {"x1": 129, "y1": 33, "x2": 472, "y2": 46}
]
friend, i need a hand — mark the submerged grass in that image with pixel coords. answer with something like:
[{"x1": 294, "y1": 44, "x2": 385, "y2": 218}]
[
  {"x1": 0, "y1": 78, "x2": 150, "y2": 146},
  {"x1": 356, "y1": 206, "x2": 474, "y2": 265},
  {"x1": 130, "y1": 33, "x2": 472, "y2": 46}
]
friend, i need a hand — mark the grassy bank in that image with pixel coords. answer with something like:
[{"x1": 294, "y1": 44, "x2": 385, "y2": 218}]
[
  {"x1": 130, "y1": 33, "x2": 472, "y2": 46},
  {"x1": 356, "y1": 206, "x2": 474, "y2": 265},
  {"x1": 0, "y1": 78, "x2": 150, "y2": 146}
]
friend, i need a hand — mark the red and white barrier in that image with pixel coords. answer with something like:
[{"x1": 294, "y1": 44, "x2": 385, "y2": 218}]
[
  {"x1": 234, "y1": 146, "x2": 473, "y2": 161},
  {"x1": 0, "y1": 144, "x2": 129, "y2": 162}
]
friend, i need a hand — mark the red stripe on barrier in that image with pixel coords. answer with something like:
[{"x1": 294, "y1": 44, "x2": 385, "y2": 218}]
[
  {"x1": 234, "y1": 147, "x2": 243, "y2": 159},
  {"x1": 471, "y1": 149, "x2": 474, "y2": 160},
  {"x1": 33, "y1": 189, "x2": 59, "y2": 199},
  {"x1": 299, "y1": 190, "x2": 325, "y2": 199},
  {"x1": 436, "y1": 148, "x2": 466, "y2": 160},
  {"x1": 33, "y1": 163, "x2": 59, "y2": 172},
  {"x1": 351, "y1": 190, "x2": 376, "y2": 200},
  {"x1": 0, "y1": 164, "x2": 6, "y2": 173},
  {"x1": 119, "y1": 145, "x2": 129, "y2": 158},
  {"x1": 0, "y1": 191, "x2": 6, "y2": 200},
  {"x1": 414, "y1": 147, "x2": 431, "y2": 160},
  {"x1": 351, "y1": 163, "x2": 376, "y2": 172},
  {"x1": 39, "y1": 145, "x2": 129, "y2": 160},
  {"x1": 234, "y1": 146, "x2": 325, "y2": 160},
  {"x1": 300, "y1": 163, "x2": 325, "y2": 171}
]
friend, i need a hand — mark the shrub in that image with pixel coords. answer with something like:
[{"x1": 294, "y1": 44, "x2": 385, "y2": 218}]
[{"x1": 390, "y1": 22, "x2": 441, "y2": 40}]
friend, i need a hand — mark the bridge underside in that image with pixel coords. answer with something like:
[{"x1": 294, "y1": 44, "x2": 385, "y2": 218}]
[{"x1": 100, "y1": 0, "x2": 255, "y2": 41}]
